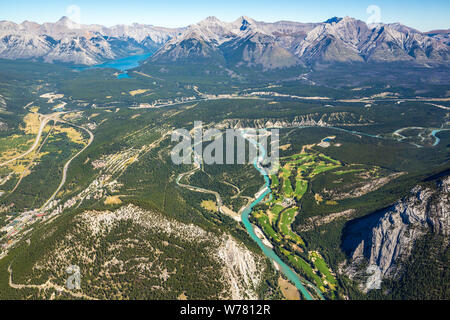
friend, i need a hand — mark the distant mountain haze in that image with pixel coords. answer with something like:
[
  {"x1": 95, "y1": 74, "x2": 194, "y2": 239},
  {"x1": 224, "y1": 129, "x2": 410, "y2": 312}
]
[
  {"x1": 0, "y1": 16, "x2": 448, "y2": 67},
  {"x1": 0, "y1": 16, "x2": 183, "y2": 65}
]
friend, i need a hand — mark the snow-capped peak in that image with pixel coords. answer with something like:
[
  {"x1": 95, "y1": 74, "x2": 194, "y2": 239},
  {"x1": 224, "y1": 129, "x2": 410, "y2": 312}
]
[
  {"x1": 0, "y1": 15, "x2": 448, "y2": 66},
  {"x1": 54, "y1": 16, "x2": 80, "y2": 29}
]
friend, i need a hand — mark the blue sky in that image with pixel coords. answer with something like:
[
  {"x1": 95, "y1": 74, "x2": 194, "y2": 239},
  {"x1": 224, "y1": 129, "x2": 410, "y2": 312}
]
[{"x1": 1, "y1": 0, "x2": 449, "y2": 31}]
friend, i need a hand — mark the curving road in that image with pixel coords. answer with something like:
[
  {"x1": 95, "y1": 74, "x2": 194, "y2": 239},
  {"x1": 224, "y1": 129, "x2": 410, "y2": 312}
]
[
  {"x1": 7, "y1": 124, "x2": 56, "y2": 196},
  {"x1": 2, "y1": 116, "x2": 95, "y2": 244},
  {"x1": 175, "y1": 157, "x2": 224, "y2": 212},
  {"x1": 0, "y1": 112, "x2": 62, "y2": 167},
  {"x1": 40, "y1": 119, "x2": 94, "y2": 212}
]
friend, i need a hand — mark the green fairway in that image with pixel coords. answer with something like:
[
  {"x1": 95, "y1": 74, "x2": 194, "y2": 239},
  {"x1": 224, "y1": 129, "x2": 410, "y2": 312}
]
[
  {"x1": 253, "y1": 147, "x2": 348, "y2": 296},
  {"x1": 310, "y1": 251, "x2": 337, "y2": 290},
  {"x1": 319, "y1": 154, "x2": 341, "y2": 165},
  {"x1": 311, "y1": 164, "x2": 340, "y2": 176},
  {"x1": 294, "y1": 179, "x2": 308, "y2": 198},
  {"x1": 254, "y1": 211, "x2": 282, "y2": 242},
  {"x1": 269, "y1": 204, "x2": 284, "y2": 222},
  {"x1": 334, "y1": 168, "x2": 365, "y2": 175},
  {"x1": 282, "y1": 177, "x2": 294, "y2": 196},
  {"x1": 278, "y1": 208, "x2": 304, "y2": 244},
  {"x1": 270, "y1": 174, "x2": 279, "y2": 189},
  {"x1": 291, "y1": 155, "x2": 314, "y2": 164},
  {"x1": 282, "y1": 249, "x2": 325, "y2": 292}
]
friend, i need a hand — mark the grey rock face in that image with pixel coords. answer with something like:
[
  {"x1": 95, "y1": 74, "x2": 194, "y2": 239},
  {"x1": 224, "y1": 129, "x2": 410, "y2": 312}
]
[
  {"x1": 0, "y1": 95, "x2": 7, "y2": 130},
  {"x1": 342, "y1": 176, "x2": 449, "y2": 292},
  {"x1": 220, "y1": 112, "x2": 372, "y2": 129},
  {"x1": 0, "y1": 94, "x2": 6, "y2": 108}
]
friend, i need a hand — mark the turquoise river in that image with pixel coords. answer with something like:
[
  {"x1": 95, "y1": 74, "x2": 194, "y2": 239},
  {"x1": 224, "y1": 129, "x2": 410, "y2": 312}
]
[{"x1": 241, "y1": 132, "x2": 323, "y2": 300}]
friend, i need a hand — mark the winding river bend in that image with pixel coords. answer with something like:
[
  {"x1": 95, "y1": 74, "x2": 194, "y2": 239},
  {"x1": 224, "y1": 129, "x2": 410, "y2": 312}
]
[
  {"x1": 175, "y1": 132, "x2": 322, "y2": 300},
  {"x1": 431, "y1": 129, "x2": 449, "y2": 146},
  {"x1": 240, "y1": 131, "x2": 322, "y2": 300}
]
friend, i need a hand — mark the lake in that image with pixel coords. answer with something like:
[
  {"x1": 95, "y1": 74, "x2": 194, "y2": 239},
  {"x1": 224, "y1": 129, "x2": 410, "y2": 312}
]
[{"x1": 75, "y1": 52, "x2": 152, "y2": 79}]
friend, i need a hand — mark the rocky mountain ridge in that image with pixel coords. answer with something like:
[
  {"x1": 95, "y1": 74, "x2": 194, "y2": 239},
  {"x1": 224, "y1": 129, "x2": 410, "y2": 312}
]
[
  {"x1": 151, "y1": 16, "x2": 450, "y2": 69},
  {"x1": 342, "y1": 175, "x2": 449, "y2": 292},
  {"x1": 0, "y1": 16, "x2": 182, "y2": 65},
  {"x1": 1, "y1": 16, "x2": 448, "y2": 67},
  {"x1": 218, "y1": 112, "x2": 372, "y2": 129}
]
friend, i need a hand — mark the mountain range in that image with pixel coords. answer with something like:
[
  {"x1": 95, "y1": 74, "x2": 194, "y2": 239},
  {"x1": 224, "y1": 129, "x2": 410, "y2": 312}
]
[
  {"x1": 0, "y1": 15, "x2": 449, "y2": 68},
  {"x1": 0, "y1": 16, "x2": 182, "y2": 65}
]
